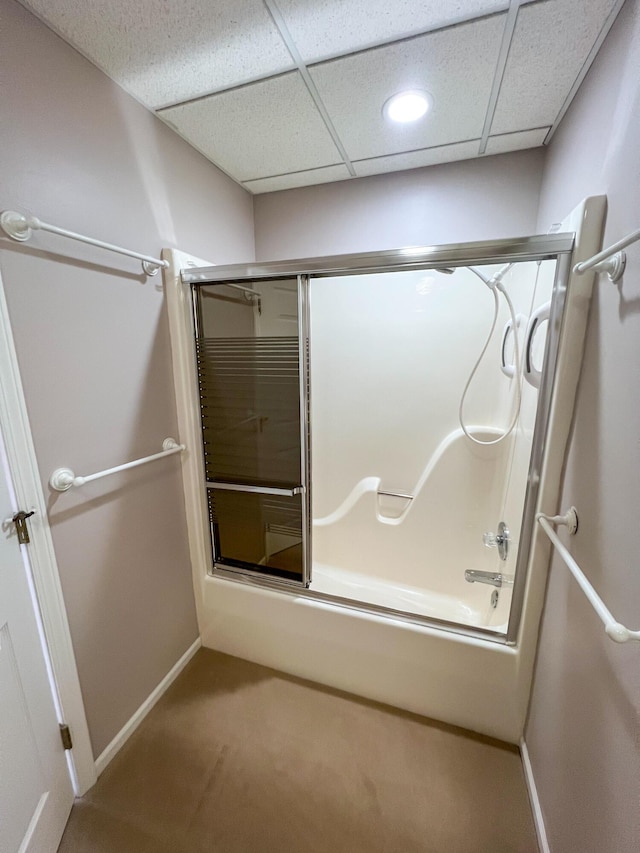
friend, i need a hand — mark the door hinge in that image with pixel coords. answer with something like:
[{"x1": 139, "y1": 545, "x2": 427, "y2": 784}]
[
  {"x1": 12, "y1": 510, "x2": 35, "y2": 544},
  {"x1": 59, "y1": 723, "x2": 73, "y2": 751}
]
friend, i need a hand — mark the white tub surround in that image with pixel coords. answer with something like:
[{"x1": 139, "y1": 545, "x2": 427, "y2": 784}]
[{"x1": 164, "y1": 196, "x2": 605, "y2": 743}]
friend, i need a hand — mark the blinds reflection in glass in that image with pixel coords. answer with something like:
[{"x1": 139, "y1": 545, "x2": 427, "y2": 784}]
[
  {"x1": 194, "y1": 279, "x2": 305, "y2": 580},
  {"x1": 195, "y1": 281, "x2": 301, "y2": 490},
  {"x1": 207, "y1": 488, "x2": 303, "y2": 581}
]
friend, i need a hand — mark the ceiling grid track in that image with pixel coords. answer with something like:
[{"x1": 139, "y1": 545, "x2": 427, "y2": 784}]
[
  {"x1": 17, "y1": 0, "x2": 627, "y2": 192},
  {"x1": 155, "y1": 69, "x2": 297, "y2": 113},
  {"x1": 154, "y1": 8, "x2": 513, "y2": 114},
  {"x1": 478, "y1": 0, "x2": 523, "y2": 154},
  {"x1": 263, "y1": 0, "x2": 357, "y2": 177},
  {"x1": 242, "y1": 162, "x2": 348, "y2": 183},
  {"x1": 351, "y1": 139, "x2": 482, "y2": 166},
  {"x1": 544, "y1": 0, "x2": 627, "y2": 143}
]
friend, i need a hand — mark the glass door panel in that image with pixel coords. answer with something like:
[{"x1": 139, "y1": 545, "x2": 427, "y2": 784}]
[
  {"x1": 193, "y1": 278, "x2": 310, "y2": 585},
  {"x1": 208, "y1": 489, "x2": 304, "y2": 582},
  {"x1": 308, "y1": 260, "x2": 560, "y2": 634}
]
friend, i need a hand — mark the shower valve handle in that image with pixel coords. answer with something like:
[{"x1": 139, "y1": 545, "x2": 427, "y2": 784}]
[{"x1": 482, "y1": 522, "x2": 510, "y2": 561}]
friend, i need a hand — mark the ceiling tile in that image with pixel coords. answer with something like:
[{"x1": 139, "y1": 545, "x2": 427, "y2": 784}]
[
  {"x1": 353, "y1": 141, "x2": 481, "y2": 177},
  {"x1": 491, "y1": 0, "x2": 619, "y2": 134},
  {"x1": 161, "y1": 72, "x2": 343, "y2": 181},
  {"x1": 244, "y1": 164, "x2": 352, "y2": 194},
  {"x1": 20, "y1": 0, "x2": 294, "y2": 108},
  {"x1": 309, "y1": 15, "x2": 505, "y2": 161},
  {"x1": 484, "y1": 128, "x2": 549, "y2": 155},
  {"x1": 277, "y1": 0, "x2": 510, "y2": 62}
]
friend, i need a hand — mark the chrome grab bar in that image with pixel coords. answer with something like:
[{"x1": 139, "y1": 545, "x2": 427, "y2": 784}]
[
  {"x1": 223, "y1": 282, "x2": 259, "y2": 298},
  {"x1": 464, "y1": 570, "x2": 514, "y2": 588},
  {"x1": 377, "y1": 490, "x2": 414, "y2": 501},
  {"x1": 207, "y1": 481, "x2": 304, "y2": 497}
]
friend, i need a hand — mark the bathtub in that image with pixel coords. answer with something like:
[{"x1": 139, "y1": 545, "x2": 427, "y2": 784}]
[
  {"x1": 310, "y1": 561, "x2": 510, "y2": 631},
  {"x1": 199, "y1": 570, "x2": 524, "y2": 743}
]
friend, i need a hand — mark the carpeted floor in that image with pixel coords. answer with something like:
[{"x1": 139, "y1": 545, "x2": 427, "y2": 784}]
[{"x1": 58, "y1": 649, "x2": 538, "y2": 852}]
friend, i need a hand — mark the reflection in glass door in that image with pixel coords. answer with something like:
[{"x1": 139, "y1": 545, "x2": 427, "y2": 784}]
[
  {"x1": 308, "y1": 260, "x2": 559, "y2": 635},
  {"x1": 192, "y1": 277, "x2": 310, "y2": 585}
]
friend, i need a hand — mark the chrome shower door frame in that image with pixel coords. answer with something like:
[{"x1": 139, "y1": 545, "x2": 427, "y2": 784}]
[
  {"x1": 505, "y1": 251, "x2": 572, "y2": 644},
  {"x1": 184, "y1": 233, "x2": 575, "y2": 646},
  {"x1": 191, "y1": 275, "x2": 312, "y2": 589}
]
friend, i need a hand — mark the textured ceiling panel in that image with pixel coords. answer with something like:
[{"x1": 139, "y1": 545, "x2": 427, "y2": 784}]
[
  {"x1": 491, "y1": 0, "x2": 619, "y2": 134},
  {"x1": 20, "y1": 0, "x2": 294, "y2": 108},
  {"x1": 353, "y1": 141, "x2": 481, "y2": 177},
  {"x1": 309, "y1": 15, "x2": 505, "y2": 161},
  {"x1": 485, "y1": 128, "x2": 549, "y2": 155},
  {"x1": 276, "y1": 0, "x2": 510, "y2": 62},
  {"x1": 161, "y1": 73, "x2": 342, "y2": 181},
  {"x1": 244, "y1": 164, "x2": 352, "y2": 194},
  {"x1": 17, "y1": 0, "x2": 624, "y2": 192}
]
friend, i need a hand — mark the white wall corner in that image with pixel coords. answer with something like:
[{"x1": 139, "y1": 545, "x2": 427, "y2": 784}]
[
  {"x1": 94, "y1": 637, "x2": 201, "y2": 777},
  {"x1": 520, "y1": 739, "x2": 551, "y2": 853}
]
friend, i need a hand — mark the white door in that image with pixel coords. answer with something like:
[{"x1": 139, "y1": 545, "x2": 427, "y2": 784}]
[{"x1": 0, "y1": 437, "x2": 74, "y2": 852}]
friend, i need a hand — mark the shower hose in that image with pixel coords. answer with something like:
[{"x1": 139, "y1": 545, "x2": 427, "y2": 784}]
[{"x1": 459, "y1": 265, "x2": 522, "y2": 446}]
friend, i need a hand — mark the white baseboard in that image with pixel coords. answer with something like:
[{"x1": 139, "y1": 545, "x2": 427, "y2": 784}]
[
  {"x1": 520, "y1": 739, "x2": 551, "y2": 853},
  {"x1": 95, "y1": 637, "x2": 201, "y2": 777}
]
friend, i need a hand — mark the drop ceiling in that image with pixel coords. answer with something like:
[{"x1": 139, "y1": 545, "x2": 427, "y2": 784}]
[{"x1": 19, "y1": 0, "x2": 623, "y2": 194}]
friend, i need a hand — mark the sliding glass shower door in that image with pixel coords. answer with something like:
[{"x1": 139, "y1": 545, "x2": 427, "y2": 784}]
[
  {"x1": 192, "y1": 277, "x2": 310, "y2": 585},
  {"x1": 183, "y1": 233, "x2": 574, "y2": 642}
]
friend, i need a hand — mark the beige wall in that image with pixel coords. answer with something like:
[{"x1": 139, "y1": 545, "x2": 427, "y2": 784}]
[
  {"x1": 0, "y1": 0, "x2": 254, "y2": 757},
  {"x1": 527, "y1": 1, "x2": 640, "y2": 851},
  {"x1": 253, "y1": 148, "x2": 544, "y2": 260}
]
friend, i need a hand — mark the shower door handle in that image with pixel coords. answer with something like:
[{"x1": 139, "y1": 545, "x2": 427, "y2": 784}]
[{"x1": 207, "y1": 481, "x2": 304, "y2": 497}]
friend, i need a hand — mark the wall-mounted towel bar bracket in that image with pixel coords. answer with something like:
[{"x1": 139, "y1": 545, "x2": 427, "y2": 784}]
[
  {"x1": 537, "y1": 507, "x2": 640, "y2": 643},
  {"x1": 590, "y1": 250, "x2": 626, "y2": 282},
  {"x1": 50, "y1": 438, "x2": 185, "y2": 492},
  {"x1": 1, "y1": 209, "x2": 169, "y2": 277},
  {"x1": 574, "y1": 225, "x2": 640, "y2": 282},
  {"x1": 538, "y1": 506, "x2": 579, "y2": 534}
]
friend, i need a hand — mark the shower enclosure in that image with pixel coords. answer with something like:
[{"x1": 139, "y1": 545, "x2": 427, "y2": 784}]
[{"x1": 185, "y1": 234, "x2": 573, "y2": 645}]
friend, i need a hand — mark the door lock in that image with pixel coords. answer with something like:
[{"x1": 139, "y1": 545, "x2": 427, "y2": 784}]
[{"x1": 11, "y1": 510, "x2": 35, "y2": 544}]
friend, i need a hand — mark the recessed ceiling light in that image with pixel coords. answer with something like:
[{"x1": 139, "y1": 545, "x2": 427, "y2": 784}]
[{"x1": 383, "y1": 90, "x2": 431, "y2": 124}]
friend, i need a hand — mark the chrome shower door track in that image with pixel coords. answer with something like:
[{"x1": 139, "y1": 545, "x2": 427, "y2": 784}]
[
  {"x1": 182, "y1": 233, "x2": 574, "y2": 283},
  {"x1": 211, "y1": 565, "x2": 514, "y2": 645}
]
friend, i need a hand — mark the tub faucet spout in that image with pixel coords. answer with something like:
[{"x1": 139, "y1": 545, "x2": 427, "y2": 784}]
[{"x1": 464, "y1": 569, "x2": 514, "y2": 588}]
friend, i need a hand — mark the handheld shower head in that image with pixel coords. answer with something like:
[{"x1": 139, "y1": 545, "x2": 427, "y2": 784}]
[{"x1": 459, "y1": 261, "x2": 522, "y2": 447}]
